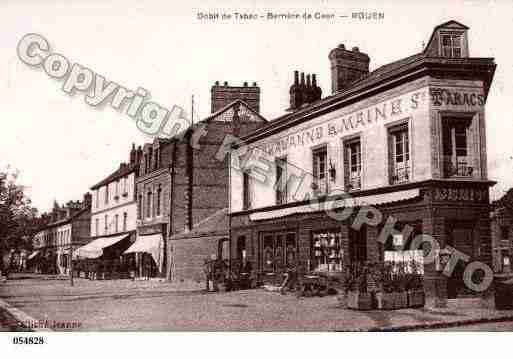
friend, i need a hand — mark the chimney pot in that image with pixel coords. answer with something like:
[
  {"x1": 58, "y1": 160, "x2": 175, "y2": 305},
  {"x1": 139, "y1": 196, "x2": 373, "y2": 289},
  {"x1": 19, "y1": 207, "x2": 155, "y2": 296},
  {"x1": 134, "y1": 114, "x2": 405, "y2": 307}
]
[
  {"x1": 352, "y1": 46, "x2": 359, "y2": 52},
  {"x1": 243, "y1": 81, "x2": 248, "y2": 86},
  {"x1": 215, "y1": 81, "x2": 220, "y2": 85},
  {"x1": 338, "y1": 44, "x2": 345, "y2": 49},
  {"x1": 252, "y1": 82, "x2": 257, "y2": 86},
  {"x1": 223, "y1": 81, "x2": 228, "y2": 86}
]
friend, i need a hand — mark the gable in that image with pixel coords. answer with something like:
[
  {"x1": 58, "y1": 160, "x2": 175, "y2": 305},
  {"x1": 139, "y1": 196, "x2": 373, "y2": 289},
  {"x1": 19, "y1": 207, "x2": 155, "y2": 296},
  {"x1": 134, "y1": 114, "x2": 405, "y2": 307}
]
[
  {"x1": 424, "y1": 20, "x2": 469, "y2": 58},
  {"x1": 209, "y1": 100, "x2": 266, "y2": 123}
]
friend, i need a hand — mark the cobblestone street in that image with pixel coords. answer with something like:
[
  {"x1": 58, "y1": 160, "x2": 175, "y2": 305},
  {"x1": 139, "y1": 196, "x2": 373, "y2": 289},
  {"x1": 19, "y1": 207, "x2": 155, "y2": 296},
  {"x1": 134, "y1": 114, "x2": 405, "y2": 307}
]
[{"x1": 2, "y1": 274, "x2": 513, "y2": 331}]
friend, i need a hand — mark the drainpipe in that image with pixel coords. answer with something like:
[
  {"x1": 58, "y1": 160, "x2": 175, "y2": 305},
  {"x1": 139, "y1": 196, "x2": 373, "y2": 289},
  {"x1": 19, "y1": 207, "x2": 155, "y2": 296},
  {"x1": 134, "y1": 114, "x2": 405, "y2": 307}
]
[{"x1": 166, "y1": 141, "x2": 178, "y2": 281}]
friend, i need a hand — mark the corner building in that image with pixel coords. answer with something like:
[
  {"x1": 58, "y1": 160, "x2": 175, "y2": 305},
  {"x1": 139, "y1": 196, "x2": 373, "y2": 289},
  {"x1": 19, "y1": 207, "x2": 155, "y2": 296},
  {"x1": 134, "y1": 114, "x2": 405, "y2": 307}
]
[{"x1": 229, "y1": 21, "x2": 496, "y2": 305}]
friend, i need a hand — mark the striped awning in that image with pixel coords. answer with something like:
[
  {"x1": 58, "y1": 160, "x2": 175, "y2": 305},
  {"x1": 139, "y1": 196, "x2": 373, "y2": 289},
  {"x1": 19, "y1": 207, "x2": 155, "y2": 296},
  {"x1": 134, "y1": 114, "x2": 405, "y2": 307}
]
[
  {"x1": 249, "y1": 188, "x2": 420, "y2": 221},
  {"x1": 74, "y1": 234, "x2": 130, "y2": 259},
  {"x1": 124, "y1": 233, "x2": 164, "y2": 271}
]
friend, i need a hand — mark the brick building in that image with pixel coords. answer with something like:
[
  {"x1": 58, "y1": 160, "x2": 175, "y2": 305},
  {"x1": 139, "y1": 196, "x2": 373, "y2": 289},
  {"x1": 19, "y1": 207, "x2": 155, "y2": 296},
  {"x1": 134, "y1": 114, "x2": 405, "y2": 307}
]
[
  {"x1": 30, "y1": 194, "x2": 91, "y2": 274},
  {"x1": 229, "y1": 21, "x2": 496, "y2": 306},
  {"x1": 133, "y1": 82, "x2": 267, "y2": 280}
]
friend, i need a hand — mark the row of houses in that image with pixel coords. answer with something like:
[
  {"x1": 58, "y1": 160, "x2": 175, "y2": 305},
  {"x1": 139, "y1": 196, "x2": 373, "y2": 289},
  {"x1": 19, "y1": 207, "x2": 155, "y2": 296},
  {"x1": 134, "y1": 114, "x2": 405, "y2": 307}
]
[{"x1": 29, "y1": 20, "x2": 506, "y2": 305}]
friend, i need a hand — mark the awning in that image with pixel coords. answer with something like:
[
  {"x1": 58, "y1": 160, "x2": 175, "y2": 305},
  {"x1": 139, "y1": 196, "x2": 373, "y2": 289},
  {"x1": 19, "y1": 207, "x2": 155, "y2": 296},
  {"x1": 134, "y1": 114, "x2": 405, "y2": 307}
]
[
  {"x1": 27, "y1": 251, "x2": 40, "y2": 260},
  {"x1": 74, "y1": 234, "x2": 130, "y2": 259},
  {"x1": 249, "y1": 188, "x2": 420, "y2": 221},
  {"x1": 124, "y1": 233, "x2": 164, "y2": 269}
]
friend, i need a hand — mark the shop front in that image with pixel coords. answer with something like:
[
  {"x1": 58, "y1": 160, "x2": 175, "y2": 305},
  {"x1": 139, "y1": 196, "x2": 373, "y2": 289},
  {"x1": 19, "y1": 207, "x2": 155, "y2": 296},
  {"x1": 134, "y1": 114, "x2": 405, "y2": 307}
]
[
  {"x1": 73, "y1": 231, "x2": 135, "y2": 279},
  {"x1": 231, "y1": 180, "x2": 493, "y2": 304},
  {"x1": 126, "y1": 223, "x2": 166, "y2": 279}
]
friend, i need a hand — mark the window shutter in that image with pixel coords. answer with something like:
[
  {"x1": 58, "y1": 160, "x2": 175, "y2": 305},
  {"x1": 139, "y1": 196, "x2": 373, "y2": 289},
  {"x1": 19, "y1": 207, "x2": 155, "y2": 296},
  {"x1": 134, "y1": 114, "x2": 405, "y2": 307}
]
[
  {"x1": 388, "y1": 133, "x2": 394, "y2": 184},
  {"x1": 343, "y1": 144, "x2": 349, "y2": 190}
]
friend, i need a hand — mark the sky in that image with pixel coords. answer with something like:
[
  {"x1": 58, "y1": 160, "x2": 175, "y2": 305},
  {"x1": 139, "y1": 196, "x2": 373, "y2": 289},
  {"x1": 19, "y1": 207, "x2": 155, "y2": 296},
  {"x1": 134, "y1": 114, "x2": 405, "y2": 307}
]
[{"x1": 1, "y1": 0, "x2": 512, "y2": 213}]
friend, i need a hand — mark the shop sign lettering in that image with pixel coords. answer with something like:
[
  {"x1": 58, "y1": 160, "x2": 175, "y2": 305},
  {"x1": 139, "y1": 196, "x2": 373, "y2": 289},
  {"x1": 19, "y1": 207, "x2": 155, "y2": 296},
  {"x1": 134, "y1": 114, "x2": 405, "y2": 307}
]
[
  {"x1": 260, "y1": 89, "x2": 428, "y2": 156},
  {"x1": 430, "y1": 88, "x2": 485, "y2": 107},
  {"x1": 432, "y1": 187, "x2": 488, "y2": 202}
]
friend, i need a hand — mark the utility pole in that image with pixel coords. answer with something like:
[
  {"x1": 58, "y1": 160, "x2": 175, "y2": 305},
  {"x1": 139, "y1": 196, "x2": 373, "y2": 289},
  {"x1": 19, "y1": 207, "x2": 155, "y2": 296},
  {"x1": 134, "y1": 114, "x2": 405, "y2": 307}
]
[{"x1": 69, "y1": 242, "x2": 74, "y2": 287}]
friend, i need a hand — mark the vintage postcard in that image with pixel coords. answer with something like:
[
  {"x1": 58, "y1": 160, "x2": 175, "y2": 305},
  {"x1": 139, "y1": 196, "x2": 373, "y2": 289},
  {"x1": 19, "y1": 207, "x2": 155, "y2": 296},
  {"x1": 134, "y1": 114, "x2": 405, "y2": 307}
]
[{"x1": 1, "y1": 0, "x2": 513, "y2": 355}]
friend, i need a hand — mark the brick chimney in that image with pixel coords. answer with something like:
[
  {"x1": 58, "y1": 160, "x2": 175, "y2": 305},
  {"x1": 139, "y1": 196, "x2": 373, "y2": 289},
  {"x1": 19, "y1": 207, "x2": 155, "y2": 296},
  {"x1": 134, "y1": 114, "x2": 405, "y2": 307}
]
[
  {"x1": 211, "y1": 81, "x2": 260, "y2": 113},
  {"x1": 328, "y1": 44, "x2": 370, "y2": 94},
  {"x1": 129, "y1": 143, "x2": 136, "y2": 165},
  {"x1": 287, "y1": 71, "x2": 322, "y2": 111},
  {"x1": 83, "y1": 192, "x2": 92, "y2": 208}
]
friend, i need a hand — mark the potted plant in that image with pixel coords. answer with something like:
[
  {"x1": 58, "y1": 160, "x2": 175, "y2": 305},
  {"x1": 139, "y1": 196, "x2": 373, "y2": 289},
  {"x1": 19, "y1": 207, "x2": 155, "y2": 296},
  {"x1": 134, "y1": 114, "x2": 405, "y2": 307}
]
[
  {"x1": 406, "y1": 261, "x2": 425, "y2": 308},
  {"x1": 345, "y1": 263, "x2": 373, "y2": 310},
  {"x1": 375, "y1": 262, "x2": 396, "y2": 310}
]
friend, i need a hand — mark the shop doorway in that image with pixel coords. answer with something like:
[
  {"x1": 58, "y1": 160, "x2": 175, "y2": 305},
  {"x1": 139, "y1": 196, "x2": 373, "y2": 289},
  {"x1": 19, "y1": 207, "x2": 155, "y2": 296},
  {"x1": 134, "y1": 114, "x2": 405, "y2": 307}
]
[
  {"x1": 447, "y1": 222, "x2": 476, "y2": 298},
  {"x1": 349, "y1": 226, "x2": 367, "y2": 265}
]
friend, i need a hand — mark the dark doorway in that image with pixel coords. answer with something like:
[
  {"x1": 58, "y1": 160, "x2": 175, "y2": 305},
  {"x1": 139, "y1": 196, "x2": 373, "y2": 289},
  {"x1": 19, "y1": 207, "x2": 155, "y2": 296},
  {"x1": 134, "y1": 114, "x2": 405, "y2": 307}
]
[
  {"x1": 349, "y1": 225, "x2": 367, "y2": 264},
  {"x1": 447, "y1": 222, "x2": 476, "y2": 298}
]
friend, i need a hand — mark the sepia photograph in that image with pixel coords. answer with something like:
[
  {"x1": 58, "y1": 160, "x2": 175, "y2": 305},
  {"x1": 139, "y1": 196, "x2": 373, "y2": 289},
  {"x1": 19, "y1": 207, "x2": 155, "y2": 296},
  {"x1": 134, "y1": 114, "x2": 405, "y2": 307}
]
[{"x1": 1, "y1": 0, "x2": 513, "y2": 356}]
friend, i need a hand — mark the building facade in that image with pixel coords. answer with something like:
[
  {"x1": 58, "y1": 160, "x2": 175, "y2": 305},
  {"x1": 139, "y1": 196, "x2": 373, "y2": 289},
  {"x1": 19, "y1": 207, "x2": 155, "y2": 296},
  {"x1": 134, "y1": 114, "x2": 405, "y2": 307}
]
[
  {"x1": 32, "y1": 195, "x2": 91, "y2": 275},
  {"x1": 74, "y1": 146, "x2": 141, "y2": 275},
  {"x1": 134, "y1": 82, "x2": 267, "y2": 281},
  {"x1": 229, "y1": 21, "x2": 496, "y2": 305},
  {"x1": 490, "y1": 189, "x2": 513, "y2": 273}
]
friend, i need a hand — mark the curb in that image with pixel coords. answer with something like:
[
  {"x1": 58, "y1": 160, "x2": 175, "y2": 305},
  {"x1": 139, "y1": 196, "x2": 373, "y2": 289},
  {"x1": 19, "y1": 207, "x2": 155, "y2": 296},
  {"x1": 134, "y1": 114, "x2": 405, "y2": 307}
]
[
  {"x1": 0, "y1": 298, "x2": 52, "y2": 332},
  {"x1": 338, "y1": 314, "x2": 513, "y2": 332}
]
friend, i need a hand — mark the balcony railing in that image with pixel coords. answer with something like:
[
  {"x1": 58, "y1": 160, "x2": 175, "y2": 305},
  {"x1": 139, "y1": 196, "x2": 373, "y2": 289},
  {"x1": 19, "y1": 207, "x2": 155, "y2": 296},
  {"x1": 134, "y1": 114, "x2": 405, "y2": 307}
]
[
  {"x1": 312, "y1": 179, "x2": 329, "y2": 196},
  {"x1": 443, "y1": 157, "x2": 473, "y2": 177},
  {"x1": 391, "y1": 165, "x2": 410, "y2": 185},
  {"x1": 347, "y1": 173, "x2": 361, "y2": 191}
]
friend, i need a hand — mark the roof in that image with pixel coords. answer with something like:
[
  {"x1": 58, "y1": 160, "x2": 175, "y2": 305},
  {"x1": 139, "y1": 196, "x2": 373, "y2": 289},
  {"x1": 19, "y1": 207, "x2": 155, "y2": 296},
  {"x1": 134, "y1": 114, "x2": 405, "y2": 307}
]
[
  {"x1": 237, "y1": 21, "x2": 495, "y2": 145},
  {"x1": 171, "y1": 208, "x2": 229, "y2": 240},
  {"x1": 90, "y1": 162, "x2": 138, "y2": 190},
  {"x1": 202, "y1": 99, "x2": 267, "y2": 124},
  {"x1": 36, "y1": 204, "x2": 90, "y2": 232}
]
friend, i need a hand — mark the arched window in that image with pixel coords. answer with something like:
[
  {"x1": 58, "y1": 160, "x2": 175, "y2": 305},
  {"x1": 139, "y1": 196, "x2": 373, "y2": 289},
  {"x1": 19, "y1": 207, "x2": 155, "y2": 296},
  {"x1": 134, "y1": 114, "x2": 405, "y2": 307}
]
[{"x1": 156, "y1": 185, "x2": 162, "y2": 216}]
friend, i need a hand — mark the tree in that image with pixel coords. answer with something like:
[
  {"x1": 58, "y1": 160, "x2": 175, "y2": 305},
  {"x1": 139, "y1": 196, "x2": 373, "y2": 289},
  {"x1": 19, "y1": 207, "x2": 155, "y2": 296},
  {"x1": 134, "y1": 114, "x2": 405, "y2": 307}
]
[{"x1": 0, "y1": 166, "x2": 38, "y2": 276}]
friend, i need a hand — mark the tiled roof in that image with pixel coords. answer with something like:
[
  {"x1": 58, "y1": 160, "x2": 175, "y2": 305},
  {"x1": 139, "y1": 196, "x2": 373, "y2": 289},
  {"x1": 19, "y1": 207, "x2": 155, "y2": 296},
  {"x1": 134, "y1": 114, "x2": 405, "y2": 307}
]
[{"x1": 90, "y1": 163, "x2": 138, "y2": 190}]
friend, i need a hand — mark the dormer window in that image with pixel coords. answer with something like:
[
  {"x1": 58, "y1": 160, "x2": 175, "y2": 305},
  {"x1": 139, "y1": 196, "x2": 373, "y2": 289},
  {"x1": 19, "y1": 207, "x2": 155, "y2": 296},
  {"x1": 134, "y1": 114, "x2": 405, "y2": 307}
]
[{"x1": 441, "y1": 33, "x2": 462, "y2": 58}]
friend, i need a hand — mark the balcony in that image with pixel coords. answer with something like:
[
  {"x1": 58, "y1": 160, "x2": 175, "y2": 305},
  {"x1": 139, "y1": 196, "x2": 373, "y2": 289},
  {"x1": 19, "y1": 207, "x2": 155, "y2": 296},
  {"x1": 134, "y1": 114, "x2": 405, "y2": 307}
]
[
  {"x1": 391, "y1": 165, "x2": 410, "y2": 185},
  {"x1": 346, "y1": 173, "x2": 361, "y2": 191},
  {"x1": 312, "y1": 179, "x2": 329, "y2": 197},
  {"x1": 443, "y1": 157, "x2": 473, "y2": 177}
]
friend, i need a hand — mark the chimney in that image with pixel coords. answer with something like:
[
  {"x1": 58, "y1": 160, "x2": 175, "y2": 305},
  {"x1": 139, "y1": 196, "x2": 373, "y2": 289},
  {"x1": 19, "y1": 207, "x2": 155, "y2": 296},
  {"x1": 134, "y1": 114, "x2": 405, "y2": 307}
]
[
  {"x1": 83, "y1": 192, "x2": 92, "y2": 208},
  {"x1": 288, "y1": 71, "x2": 322, "y2": 111},
  {"x1": 211, "y1": 81, "x2": 260, "y2": 113},
  {"x1": 328, "y1": 44, "x2": 370, "y2": 94},
  {"x1": 129, "y1": 143, "x2": 136, "y2": 165},
  {"x1": 288, "y1": 70, "x2": 302, "y2": 110},
  {"x1": 312, "y1": 74, "x2": 322, "y2": 101},
  {"x1": 136, "y1": 146, "x2": 143, "y2": 164}
]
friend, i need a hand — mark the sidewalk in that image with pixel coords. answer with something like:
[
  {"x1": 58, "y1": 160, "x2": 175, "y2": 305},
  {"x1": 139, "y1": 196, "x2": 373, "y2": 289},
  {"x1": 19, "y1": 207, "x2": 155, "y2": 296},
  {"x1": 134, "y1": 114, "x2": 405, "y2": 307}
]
[{"x1": 1, "y1": 274, "x2": 513, "y2": 331}]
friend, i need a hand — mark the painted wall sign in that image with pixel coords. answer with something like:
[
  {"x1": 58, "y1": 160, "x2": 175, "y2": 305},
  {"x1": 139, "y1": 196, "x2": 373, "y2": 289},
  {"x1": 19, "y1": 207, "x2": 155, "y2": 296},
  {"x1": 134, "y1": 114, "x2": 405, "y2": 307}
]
[
  {"x1": 431, "y1": 187, "x2": 488, "y2": 203},
  {"x1": 259, "y1": 89, "x2": 428, "y2": 157},
  {"x1": 429, "y1": 88, "x2": 485, "y2": 107}
]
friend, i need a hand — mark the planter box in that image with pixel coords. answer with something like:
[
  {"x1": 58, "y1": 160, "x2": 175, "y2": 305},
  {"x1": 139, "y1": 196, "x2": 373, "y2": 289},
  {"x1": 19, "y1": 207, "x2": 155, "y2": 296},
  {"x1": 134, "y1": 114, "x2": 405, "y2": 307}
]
[
  {"x1": 346, "y1": 291, "x2": 373, "y2": 310},
  {"x1": 394, "y1": 292, "x2": 408, "y2": 309},
  {"x1": 375, "y1": 292, "x2": 396, "y2": 310},
  {"x1": 407, "y1": 290, "x2": 425, "y2": 308}
]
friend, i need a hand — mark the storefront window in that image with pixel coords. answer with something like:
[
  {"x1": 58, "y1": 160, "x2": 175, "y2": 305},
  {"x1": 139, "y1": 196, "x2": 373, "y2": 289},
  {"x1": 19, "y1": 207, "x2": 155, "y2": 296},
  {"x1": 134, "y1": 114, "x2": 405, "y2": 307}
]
[
  {"x1": 312, "y1": 230, "x2": 344, "y2": 272},
  {"x1": 261, "y1": 231, "x2": 297, "y2": 273},
  {"x1": 384, "y1": 233, "x2": 424, "y2": 274}
]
